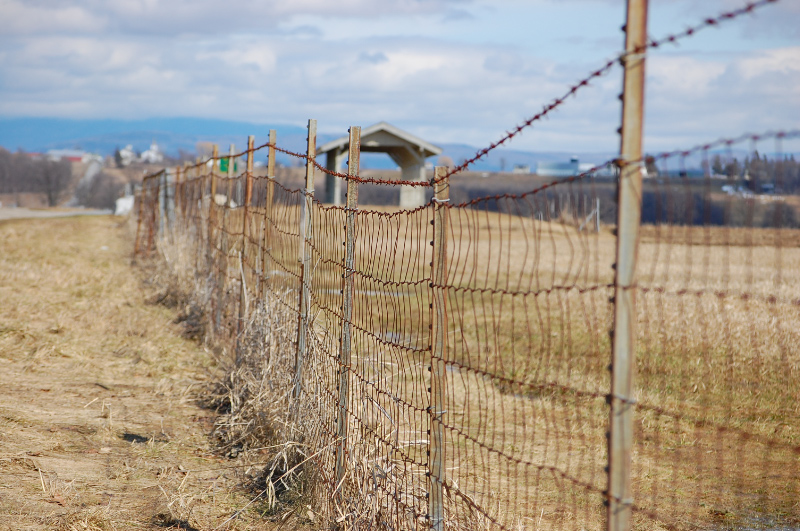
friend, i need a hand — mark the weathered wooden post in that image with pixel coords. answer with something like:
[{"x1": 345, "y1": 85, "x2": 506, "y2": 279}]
[
  {"x1": 192, "y1": 158, "x2": 203, "y2": 273},
  {"x1": 238, "y1": 136, "x2": 255, "y2": 340},
  {"x1": 215, "y1": 144, "x2": 235, "y2": 333},
  {"x1": 174, "y1": 166, "x2": 181, "y2": 224},
  {"x1": 335, "y1": 126, "x2": 360, "y2": 506},
  {"x1": 182, "y1": 161, "x2": 189, "y2": 216},
  {"x1": 295, "y1": 120, "x2": 317, "y2": 402},
  {"x1": 148, "y1": 175, "x2": 160, "y2": 257},
  {"x1": 208, "y1": 146, "x2": 219, "y2": 272},
  {"x1": 261, "y1": 130, "x2": 277, "y2": 300},
  {"x1": 134, "y1": 181, "x2": 146, "y2": 257},
  {"x1": 608, "y1": 1, "x2": 647, "y2": 531},
  {"x1": 160, "y1": 169, "x2": 168, "y2": 235},
  {"x1": 596, "y1": 197, "x2": 601, "y2": 233},
  {"x1": 429, "y1": 166, "x2": 449, "y2": 531}
]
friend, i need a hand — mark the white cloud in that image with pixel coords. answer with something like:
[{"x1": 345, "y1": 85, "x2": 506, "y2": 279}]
[
  {"x1": 648, "y1": 55, "x2": 727, "y2": 97},
  {"x1": 0, "y1": 0, "x2": 797, "y2": 154},
  {"x1": 737, "y1": 47, "x2": 800, "y2": 80},
  {"x1": 0, "y1": 1, "x2": 105, "y2": 35},
  {"x1": 644, "y1": 47, "x2": 800, "y2": 152},
  {"x1": 1, "y1": 0, "x2": 470, "y2": 36},
  {"x1": 197, "y1": 45, "x2": 277, "y2": 74}
]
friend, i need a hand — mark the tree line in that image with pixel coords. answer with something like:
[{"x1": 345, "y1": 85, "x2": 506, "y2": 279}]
[
  {"x1": 708, "y1": 152, "x2": 799, "y2": 193},
  {"x1": 0, "y1": 148, "x2": 73, "y2": 206},
  {"x1": 644, "y1": 152, "x2": 800, "y2": 193}
]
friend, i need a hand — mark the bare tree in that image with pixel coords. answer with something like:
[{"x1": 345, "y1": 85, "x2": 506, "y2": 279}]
[
  {"x1": 37, "y1": 159, "x2": 73, "y2": 206},
  {"x1": 76, "y1": 171, "x2": 125, "y2": 210}
]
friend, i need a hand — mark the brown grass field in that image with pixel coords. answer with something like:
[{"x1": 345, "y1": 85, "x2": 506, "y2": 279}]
[{"x1": 159, "y1": 187, "x2": 800, "y2": 531}]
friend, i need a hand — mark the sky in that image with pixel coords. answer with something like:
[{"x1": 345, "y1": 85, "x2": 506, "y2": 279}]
[{"x1": 1, "y1": 0, "x2": 798, "y2": 156}]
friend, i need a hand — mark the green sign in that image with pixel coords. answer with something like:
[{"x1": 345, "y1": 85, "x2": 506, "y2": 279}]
[{"x1": 219, "y1": 157, "x2": 238, "y2": 173}]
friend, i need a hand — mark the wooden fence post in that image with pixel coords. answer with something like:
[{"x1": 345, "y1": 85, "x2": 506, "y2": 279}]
[
  {"x1": 182, "y1": 162, "x2": 189, "y2": 216},
  {"x1": 608, "y1": 1, "x2": 647, "y2": 531},
  {"x1": 429, "y1": 166, "x2": 449, "y2": 531},
  {"x1": 134, "y1": 181, "x2": 146, "y2": 257},
  {"x1": 596, "y1": 197, "x2": 601, "y2": 233},
  {"x1": 215, "y1": 144, "x2": 235, "y2": 334},
  {"x1": 209, "y1": 145, "x2": 223, "y2": 333},
  {"x1": 295, "y1": 120, "x2": 317, "y2": 402},
  {"x1": 208, "y1": 146, "x2": 219, "y2": 273},
  {"x1": 146, "y1": 176, "x2": 160, "y2": 257},
  {"x1": 335, "y1": 126, "x2": 360, "y2": 506},
  {"x1": 160, "y1": 169, "x2": 168, "y2": 235},
  {"x1": 261, "y1": 130, "x2": 277, "y2": 300},
  {"x1": 174, "y1": 166, "x2": 181, "y2": 224},
  {"x1": 238, "y1": 136, "x2": 255, "y2": 340},
  {"x1": 192, "y1": 158, "x2": 202, "y2": 273}
]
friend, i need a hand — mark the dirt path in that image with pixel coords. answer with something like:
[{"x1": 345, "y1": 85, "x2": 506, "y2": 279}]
[{"x1": 0, "y1": 216, "x2": 271, "y2": 530}]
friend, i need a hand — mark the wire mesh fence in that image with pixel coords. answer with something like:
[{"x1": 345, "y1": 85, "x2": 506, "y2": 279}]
[
  {"x1": 629, "y1": 134, "x2": 800, "y2": 531},
  {"x1": 132, "y1": 2, "x2": 799, "y2": 530}
]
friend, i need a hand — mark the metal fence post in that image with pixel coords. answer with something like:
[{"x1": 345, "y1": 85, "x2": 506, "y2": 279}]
[
  {"x1": 608, "y1": 1, "x2": 647, "y2": 531},
  {"x1": 261, "y1": 130, "x2": 277, "y2": 300},
  {"x1": 295, "y1": 120, "x2": 317, "y2": 402},
  {"x1": 335, "y1": 125, "x2": 360, "y2": 505},
  {"x1": 429, "y1": 167, "x2": 449, "y2": 531}
]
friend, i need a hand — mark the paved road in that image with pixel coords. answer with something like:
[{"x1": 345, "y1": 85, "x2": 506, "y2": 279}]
[{"x1": 0, "y1": 207, "x2": 113, "y2": 221}]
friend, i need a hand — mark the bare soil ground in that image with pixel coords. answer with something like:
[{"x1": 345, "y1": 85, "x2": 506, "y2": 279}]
[{"x1": 0, "y1": 216, "x2": 280, "y2": 530}]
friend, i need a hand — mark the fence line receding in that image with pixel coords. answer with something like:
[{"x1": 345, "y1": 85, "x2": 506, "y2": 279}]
[{"x1": 133, "y1": 1, "x2": 799, "y2": 530}]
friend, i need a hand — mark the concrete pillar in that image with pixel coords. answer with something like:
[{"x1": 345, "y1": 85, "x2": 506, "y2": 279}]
[
  {"x1": 399, "y1": 163, "x2": 426, "y2": 208},
  {"x1": 325, "y1": 148, "x2": 345, "y2": 205}
]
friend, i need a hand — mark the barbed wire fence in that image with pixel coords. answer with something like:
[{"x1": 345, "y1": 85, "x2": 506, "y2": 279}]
[{"x1": 132, "y1": 1, "x2": 800, "y2": 530}]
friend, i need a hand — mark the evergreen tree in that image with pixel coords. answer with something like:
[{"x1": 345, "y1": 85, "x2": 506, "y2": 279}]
[{"x1": 711, "y1": 154, "x2": 724, "y2": 176}]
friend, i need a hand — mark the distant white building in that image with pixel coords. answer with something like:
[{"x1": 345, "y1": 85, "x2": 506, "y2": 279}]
[
  {"x1": 512, "y1": 164, "x2": 531, "y2": 174},
  {"x1": 46, "y1": 149, "x2": 92, "y2": 163},
  {"x1": 119, "y1": 145, "x2": 136, "y2": 166},
  {"x1": 140, "y1": 141, "x2": 164, "y2": 164},
  {"x1": 537, "y1": 157, "x2": 580, "y2": 177}
]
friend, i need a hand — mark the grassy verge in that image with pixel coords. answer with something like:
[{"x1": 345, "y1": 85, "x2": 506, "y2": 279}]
[{"x1": 0, "y1": 215, "x2": 314, "y2": 530}]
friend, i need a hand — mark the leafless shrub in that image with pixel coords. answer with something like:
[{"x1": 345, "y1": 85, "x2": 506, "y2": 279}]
[{"x1": 76, "y1": 171, "x2": 126, "y2": 210}]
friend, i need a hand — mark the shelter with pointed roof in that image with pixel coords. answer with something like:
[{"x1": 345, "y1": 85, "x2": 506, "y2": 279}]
[{"x1": 317, "y1": 121, "x2": 442, "y2": 208}]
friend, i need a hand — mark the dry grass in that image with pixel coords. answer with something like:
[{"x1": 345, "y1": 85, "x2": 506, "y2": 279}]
[
  {"x1": 0, "y1": 215, "x2": 302, "y2": 530},
  {"x1": 140, "y1": 184, "x2": 800, "y2": 531}
]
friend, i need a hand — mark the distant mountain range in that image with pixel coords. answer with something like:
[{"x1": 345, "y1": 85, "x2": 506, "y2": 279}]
[{"x1": 0, "y1": 117, "x2": 617, "y2": 172}]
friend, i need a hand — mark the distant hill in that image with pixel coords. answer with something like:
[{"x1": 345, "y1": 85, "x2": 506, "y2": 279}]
[
  {"x1": 0, "y1": 117, "x2": 616, "y2": 171},
  {"x1": 0, "y1": 117, "x2": 315, "y2": 167}
]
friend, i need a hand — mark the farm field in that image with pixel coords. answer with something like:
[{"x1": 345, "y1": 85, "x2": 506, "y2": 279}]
[
  {"x1": 175, "y1": 179, "x2": 800, "y2": 531},
  {"x1": 0, "y1": 215, "x2": 296, "y2": 530}
]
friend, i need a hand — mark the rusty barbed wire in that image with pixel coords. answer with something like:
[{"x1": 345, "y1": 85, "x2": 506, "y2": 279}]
[
  {"x1": 650, "y1": 129, "x2": 800, "y2": 161},
  {"x1": 139, "y1": 2, "x2": 782, "y2": 190},
  {"x1": 128, "y1": 0, "x2": 796, "y2": 523},
  {"x1": 134, "y1": 123, "x2": 800, "y2": 531},
  {"x1": 436, "y1": 0, "x2": 781, "y2": 182}
]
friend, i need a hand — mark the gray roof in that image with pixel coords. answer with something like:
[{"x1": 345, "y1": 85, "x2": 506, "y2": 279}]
[{"x1": 318, "y1": 121, "x2": 442, "y2": 158}]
